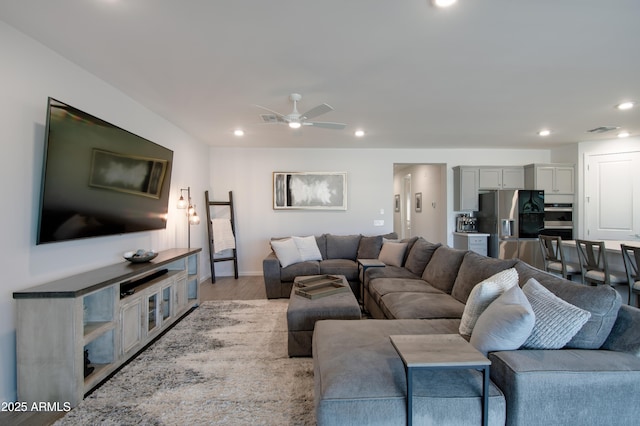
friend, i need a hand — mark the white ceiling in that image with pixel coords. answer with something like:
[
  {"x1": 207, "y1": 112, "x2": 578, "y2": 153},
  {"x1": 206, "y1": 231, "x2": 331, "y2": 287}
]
[{"x1": 1, "y1": 0, "x2": 639, "y2": 149}]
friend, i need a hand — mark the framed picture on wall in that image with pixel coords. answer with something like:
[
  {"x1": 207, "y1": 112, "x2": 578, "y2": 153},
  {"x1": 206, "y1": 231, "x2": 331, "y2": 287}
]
[
  {"x1": 394, "y1": 194, "x2": 400, "y2": 212},
  {"x1": 273, "y1": 172, "x2": 347, "y2": 210},
  {"x1": 415, "y1": 192, "x2": 422, "y2": 212}
]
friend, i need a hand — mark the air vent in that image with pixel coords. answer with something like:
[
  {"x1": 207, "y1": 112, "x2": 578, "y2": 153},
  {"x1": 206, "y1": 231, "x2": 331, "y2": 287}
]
[{"x1": 586, "y1": 126, "x2": 620, "y2": 134}]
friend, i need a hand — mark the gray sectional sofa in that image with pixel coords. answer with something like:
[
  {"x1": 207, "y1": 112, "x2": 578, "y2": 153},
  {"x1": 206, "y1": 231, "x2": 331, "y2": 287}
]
[
  {"x1": 313, "y1": 237, "x2": 640, "y2": 426},
  {"x1": 262, "y1": 233, "x2": 396, "y2": 299}
]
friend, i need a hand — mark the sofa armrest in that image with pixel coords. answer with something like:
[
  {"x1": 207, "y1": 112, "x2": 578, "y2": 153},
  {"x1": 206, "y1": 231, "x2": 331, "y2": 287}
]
[
  {"x1": 262, "y1": 252, "x2": 282, "y2": 299},
  {"x1": 489, "y1": 349, "x2": 640, "y2": 426}
]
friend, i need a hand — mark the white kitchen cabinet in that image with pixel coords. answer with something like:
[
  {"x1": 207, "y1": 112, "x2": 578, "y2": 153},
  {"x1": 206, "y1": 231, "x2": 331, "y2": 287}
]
[
  {"x1": 453, "y1": 232, "x2": 489, "y2": 256},
  {"x1": 453, "y1": 166, "x2": 479, "y2": 211},
  {"x1": 479, "y1": 167, "x2": 524, "y2": 190},
  {"x1": 524, "y1": 164, "x2": 574, "y2": 195}
]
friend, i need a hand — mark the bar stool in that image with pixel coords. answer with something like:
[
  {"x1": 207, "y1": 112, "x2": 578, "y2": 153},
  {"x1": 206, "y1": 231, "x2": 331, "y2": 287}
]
[
  {"x1": 538, "y1": 235, "x2": 581, "y2": 280},
  {"x1": 620, "y1": 244, "x2": 640, "y2": 306},
  {"x1": 575, "y1": 239, "x2": 628, "y2": 296}
]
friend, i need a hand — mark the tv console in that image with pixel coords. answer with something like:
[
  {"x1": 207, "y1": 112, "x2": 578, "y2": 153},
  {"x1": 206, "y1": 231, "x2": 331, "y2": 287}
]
[{"x1": 13, "y1": 248, "x2": 201, "y2": 407}]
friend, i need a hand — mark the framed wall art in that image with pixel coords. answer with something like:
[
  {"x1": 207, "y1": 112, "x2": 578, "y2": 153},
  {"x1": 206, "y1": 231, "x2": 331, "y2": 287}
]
[
  {"x1": 415, "y1": 192, "x2": 422, "y2": 212},
  {"x1": 394, "y1": 194, "x2": 400, "y2": 212},
  {"x1": 273, "y1": 172, "x2": 347, "y2": 210}
]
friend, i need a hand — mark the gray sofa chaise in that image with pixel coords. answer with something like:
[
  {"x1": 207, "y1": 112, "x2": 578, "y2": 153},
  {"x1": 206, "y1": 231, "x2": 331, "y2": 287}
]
[
  {"x1": 262, "y1": 233, "x2": 396, "y2": 299},
  {"x1": 313, "y1": 237, "x2": 640, "y2": 426}
]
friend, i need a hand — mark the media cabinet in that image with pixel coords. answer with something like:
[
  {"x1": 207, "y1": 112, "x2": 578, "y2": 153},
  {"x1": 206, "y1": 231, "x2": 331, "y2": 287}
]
[{"x1": 13, "y1": 248, "x2": 201, "y2": 407}]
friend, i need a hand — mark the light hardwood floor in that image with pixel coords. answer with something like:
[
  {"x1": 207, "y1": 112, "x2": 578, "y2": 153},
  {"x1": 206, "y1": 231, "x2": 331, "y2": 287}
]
[{"x1": 1, "y1": 275, "x2": 266, "y2": 426}]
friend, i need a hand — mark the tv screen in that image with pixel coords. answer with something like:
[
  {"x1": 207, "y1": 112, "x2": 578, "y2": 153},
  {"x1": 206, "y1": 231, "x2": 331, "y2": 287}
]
[{"x1": 37, "y1": 98, "x2": 174, "y2": 244}]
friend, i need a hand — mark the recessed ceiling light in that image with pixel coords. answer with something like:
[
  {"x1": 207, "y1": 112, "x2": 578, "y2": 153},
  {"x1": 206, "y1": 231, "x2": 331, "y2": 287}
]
[
  {"x1": 538, "y1": 129, "x2": 551, "y2": 137},
  {"x1": 354, "y1": 130, "x2": 365, "y2": 137},
  {"x1": 618, "y1": 131, "x2": 630, "y2": 138},
  {"x1": 432, "y1": 0, "x2": 457, "y2": 7},
  {"x1": 233, "y1": 129, "x2": 244, "y2": 136},
  {"x1": 616, "y1": 101, "x2": 635, "y2": 110}
]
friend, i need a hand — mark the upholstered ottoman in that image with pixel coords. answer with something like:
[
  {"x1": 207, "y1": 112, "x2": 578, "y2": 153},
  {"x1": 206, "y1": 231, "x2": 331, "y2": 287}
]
[{"x1": 287, "y1": 275, "x2": 361, "y2": 357}]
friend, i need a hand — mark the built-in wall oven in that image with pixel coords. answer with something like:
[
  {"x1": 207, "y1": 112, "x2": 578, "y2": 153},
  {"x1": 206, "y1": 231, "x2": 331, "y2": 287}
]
[{"x1": 543, "y1": 203, "x2": 573, "y2": 239}]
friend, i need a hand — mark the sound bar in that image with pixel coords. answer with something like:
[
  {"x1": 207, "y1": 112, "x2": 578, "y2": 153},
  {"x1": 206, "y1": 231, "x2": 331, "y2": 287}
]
[{"x1": 120, "y1": 268, "x2": 169, "y2": 298}]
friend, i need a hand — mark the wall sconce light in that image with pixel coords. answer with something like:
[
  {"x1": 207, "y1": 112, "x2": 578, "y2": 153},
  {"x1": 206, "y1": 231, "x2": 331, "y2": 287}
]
[{"x1": 177, "y1": 186, "x2": 200, "y2": 247}]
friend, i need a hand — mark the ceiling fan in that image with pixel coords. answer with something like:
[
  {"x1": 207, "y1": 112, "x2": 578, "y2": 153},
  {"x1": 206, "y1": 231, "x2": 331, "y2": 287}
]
[{"x1": 255, "y1": 93, "x2": 346, "y2": 130}]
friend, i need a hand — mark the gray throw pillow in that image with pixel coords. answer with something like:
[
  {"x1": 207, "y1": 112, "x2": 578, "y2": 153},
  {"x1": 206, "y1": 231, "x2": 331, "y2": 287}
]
[
  {"x1": 470, "y1": 285, "x2": 535, "y2": 356},
  {"x1": 378, "y1": 242, "x2": 408, "y2": 267},
  {"x1": 521, "y1": 278, "x2": 591, "y2": 349},
  {"x1": 357, "y1": 235, "x2": 383, "y2": 259},
  {"x1": 403, "y1": 238, "x2": 441, "y2": 276}
]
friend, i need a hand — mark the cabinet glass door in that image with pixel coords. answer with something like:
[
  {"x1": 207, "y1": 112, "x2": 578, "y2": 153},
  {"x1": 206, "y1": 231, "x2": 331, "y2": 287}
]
[
  {"x1": 147, "y1": 293, "x2": 159, "y2": 333},
  {"x1": 162, "y1": 286, "x2": 172, "y2": 321}
]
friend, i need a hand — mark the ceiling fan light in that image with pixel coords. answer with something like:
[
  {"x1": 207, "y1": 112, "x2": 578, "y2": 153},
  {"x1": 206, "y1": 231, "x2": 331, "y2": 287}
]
[
  {"x1": 616, "y1": 101, "x2": 635, "y2": 110},
  {"x1": 432, "y1": 0, "x2": 457, "y2": 8},
  {"x1": 289, "y1": 121, "x2": 301, "y2": 129},
  {"x1": 618, "y1": 130, "x2": 630, "y2": 138}
]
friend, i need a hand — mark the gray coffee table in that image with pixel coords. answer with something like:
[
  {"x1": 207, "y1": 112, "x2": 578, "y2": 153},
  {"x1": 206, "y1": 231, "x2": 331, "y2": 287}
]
[
  {"x1": 390, "y1": 334, "x2": 491, "y2": 426},
  {"x1": 287, "y1": 275, "x2": 361, "y2": 357}
]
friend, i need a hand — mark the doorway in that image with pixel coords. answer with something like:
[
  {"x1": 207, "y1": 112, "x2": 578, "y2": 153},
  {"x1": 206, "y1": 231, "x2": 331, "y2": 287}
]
[{"x1": 393, "y1": 164, "x2": 447, "y2": 244}]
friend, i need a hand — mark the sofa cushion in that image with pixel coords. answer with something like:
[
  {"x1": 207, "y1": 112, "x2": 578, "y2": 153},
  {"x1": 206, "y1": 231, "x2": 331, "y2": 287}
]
[
  {"x1": 379, "y1": 291, "x2": 465, "y2": 319},
  {"x1": 403, "y1": 237, "x2": 442, "y2": 276},
  {"x1": 279, "y1": 261, "x2": 320, "y2": 282},
  {"x1": 378, "y1": 241, "x2": 408, "y2": 267},
  {"x1": 319, "y1": 259, "x2": 359, "y2": 282},
  {"x1": 363, "y1": 266, "x2": 420, "y2": 290},
  {"x1": 270, "y1": 238, "x2": 303, "y2": 267},
  {"x1": 459, "y1": 268, "x2": 519, "y2": 336},
  {"x1": 369, "y1": 278, "x2": 444, "y2": 305},
  {"x1": 326, "y1": 234, "x2": 361, "y2": 260},
  {"x1": 514, "y1": 261, "x2": 622, "y2": 349},
  {"x1": 521, "y1": 278, "x2": 591, "y2": 350},
  {"x1": 292, "y1": 235, "x2": 322, "y2": 261},
  {"x1": 421, "y1": 246, "x2": 467, "y2": 294},
  {"x1": 357, "y1": 235, "x2": 383, "y2": 259},
  {"x1": 452, "y1": 252, "x2": 519, "y2": 304},
  {"x1": 470, "y1": 285, "x2": 535, "y2": 356}
]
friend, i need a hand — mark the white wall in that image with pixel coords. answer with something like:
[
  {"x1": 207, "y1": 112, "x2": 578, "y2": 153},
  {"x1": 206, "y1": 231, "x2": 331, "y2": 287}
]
[
  {"x1": 0, "y1": 21, "x2": 209, "y2": 402},
  {"x1": 210, "y1": 147, "x2": 550, "y2": 276}
]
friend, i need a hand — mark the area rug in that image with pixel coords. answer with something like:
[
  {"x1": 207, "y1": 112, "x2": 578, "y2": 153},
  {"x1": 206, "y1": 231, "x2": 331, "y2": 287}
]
[{"x1": 55, "y1": 299, "x2": 315, "y2": 426}]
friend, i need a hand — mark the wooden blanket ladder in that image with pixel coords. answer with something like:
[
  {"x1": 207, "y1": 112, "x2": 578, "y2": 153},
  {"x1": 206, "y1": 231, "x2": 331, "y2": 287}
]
[{"x1": 205, "y1": 190, "x2": 238, "y2": 283}]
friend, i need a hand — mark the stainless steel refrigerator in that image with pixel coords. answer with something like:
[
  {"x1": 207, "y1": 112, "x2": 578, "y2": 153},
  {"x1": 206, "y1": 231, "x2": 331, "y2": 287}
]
[{"x1": 477, "y1": 190, "x2": 545, "y2": 269}]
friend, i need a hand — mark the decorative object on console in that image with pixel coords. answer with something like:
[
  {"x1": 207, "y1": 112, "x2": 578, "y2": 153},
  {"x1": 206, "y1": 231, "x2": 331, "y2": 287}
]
[
  {"x1": 273, "y1": 172, "x2": 347, "y2": 210},
  {"x1": 123, "y1": 249, "x2": 158, "y2": 263},
  {"x1": 176, "y1": 186, "x2": 200, "y2": 248}
]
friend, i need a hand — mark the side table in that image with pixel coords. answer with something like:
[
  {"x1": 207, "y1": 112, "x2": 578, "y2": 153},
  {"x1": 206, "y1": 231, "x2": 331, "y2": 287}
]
[
  {"x1": 389, "y1": 334, "x2": 491, "y2": 426},
  {"x1": 357, "y1": 258, "x2": 385, "y2": 304}
]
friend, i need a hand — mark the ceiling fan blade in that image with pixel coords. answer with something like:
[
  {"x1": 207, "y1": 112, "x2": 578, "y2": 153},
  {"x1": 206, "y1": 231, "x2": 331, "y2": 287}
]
[
  {"x1": 300, "y1": 103, "x2": 333, "y2": 120},
  {"x1": 303, "y1": 121, "x2": 347, "y2": 130},
  {"x1": 254, "y1": 104, "x2": 289, "y2": 121}
]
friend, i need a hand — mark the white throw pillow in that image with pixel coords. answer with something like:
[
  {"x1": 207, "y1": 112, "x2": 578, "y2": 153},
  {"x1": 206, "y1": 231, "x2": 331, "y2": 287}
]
[
  {"x1": 470, "y1": 285, "x2": 535, "y2": 356},
  {"x1": 293, "y1": 236, "x2": 322, "y2": 261},
  {"x1": 270, "y1": 238, "x2": 303, "y2": 268},
  {"x1": 521, "y1": 278, "x2": 591, "y2": 349},
  {"x1": 459, "y1": 268, "x2": 519, "y2": 336},
  {"x1": 378, "y1": 242, "x2": 407, "y2": 267}
]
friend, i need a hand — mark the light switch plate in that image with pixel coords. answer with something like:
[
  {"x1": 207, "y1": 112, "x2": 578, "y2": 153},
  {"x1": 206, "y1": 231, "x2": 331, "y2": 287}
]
[{"x1": 373, "y1": 220, "x2": 384, "y2": 226}]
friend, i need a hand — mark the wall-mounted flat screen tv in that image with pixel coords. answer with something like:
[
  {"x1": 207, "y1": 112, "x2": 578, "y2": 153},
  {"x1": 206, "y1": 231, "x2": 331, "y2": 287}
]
[{"x1": 37, "y1": 98, "x2": 174, "y2": 244}]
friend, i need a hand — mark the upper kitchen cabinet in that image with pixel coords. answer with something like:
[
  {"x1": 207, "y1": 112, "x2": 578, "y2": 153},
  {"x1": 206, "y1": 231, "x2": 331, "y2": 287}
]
[
  {"x1": 453, "y1": 166, "x2": 479, "y2": 211},
  {"x1": 478, "y1": 167, "x2": 525, "y2": 190},
  {"x1": 524, "y1": 164, "x2": 574, "y2": 196}
]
